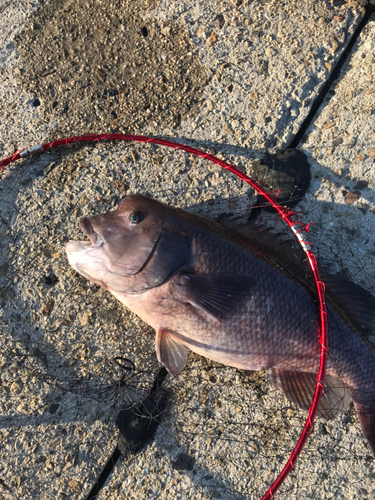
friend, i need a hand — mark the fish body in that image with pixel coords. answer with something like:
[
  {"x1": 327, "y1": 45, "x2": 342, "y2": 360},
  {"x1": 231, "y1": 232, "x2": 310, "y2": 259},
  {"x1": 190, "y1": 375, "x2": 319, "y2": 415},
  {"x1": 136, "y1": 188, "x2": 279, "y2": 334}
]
[{"x1": 66, "y1": 195, "x2": 375, "y2": 453}]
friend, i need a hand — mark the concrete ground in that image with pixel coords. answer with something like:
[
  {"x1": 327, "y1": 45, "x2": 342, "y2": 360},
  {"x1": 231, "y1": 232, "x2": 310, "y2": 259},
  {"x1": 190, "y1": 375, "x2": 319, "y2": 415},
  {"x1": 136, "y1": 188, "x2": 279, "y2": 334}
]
[{"x1": 0, "y1": 0, "x2": 375, "y2": 499}]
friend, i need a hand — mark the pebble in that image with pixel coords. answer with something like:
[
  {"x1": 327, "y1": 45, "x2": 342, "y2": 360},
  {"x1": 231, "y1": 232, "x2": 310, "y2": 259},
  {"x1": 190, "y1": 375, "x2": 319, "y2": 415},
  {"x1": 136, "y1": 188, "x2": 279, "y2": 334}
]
[
  {"x1": 332, "y1": 167, "x2": 342, "y2": 177},
  {"x1": 80, "y1": 312, "x2": 90, "y2": 327},
  {"x1": 368, "y1": 147, "x2": 375, "y2": 158},
  {"x1": 345, "y1": 191, "x2": 361, "y2": 205},
  {"x1": 0, "y1": 287, "x2": 15, "y2": 301},
  {"x1": 68, "y1": 480, "x2": 81, "y2": 492},
  {"x1": 95, "y1": 68, "x2": 106, "y2": 83},
  {"x1": 40, "y1": 300, "x2": 55, "y2": 316},
  {"x1": 265, "y1": 47, "x2": 276, "y2": 57},
  {"x1": 10, "y1": 380, "x2": 23, "y2": 395},
  {"x1": 16, "y1": 402, "x2": 29, "y2": 414},
  {"x1": 355, "y1": 153, "x2": 366, "y2": 162}
]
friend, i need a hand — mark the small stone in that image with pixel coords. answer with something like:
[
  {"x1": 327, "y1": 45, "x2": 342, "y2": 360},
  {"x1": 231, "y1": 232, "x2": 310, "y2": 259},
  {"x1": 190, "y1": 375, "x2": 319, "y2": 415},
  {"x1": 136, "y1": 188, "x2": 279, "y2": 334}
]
[
  {"x1": 16, "y1": 402, "x2": 29, "y2": 414},
  {"x1": 368, "y1": 147, "x2": 375, "y2": 158},
  {"x1": 355, "y1": 153, "x2": 366, "y2": 162},
  {"x1": 323, "y1": 121, "x2": 335, "y2": 129},
  {"x1": 327, "y1": 147, "x2": 333, "y2": 155},
  {"x1": 249, "y1": 442, "x2": 258, "y2": 452},
  {"x1": 332, "y1": 167, "x2": 342, "y2": 176},
  {"x1": 40, "y1": 300, "x2": 55, "y2": 316},
  {"x1": 324, "y1": 62, "x2": 332, "y2": 71},
  {"x1": 206, "y1": 32, "x2": 217, "y2": 47},
  {"x1": 265, "y1": 47, "x2": 276, "y2": 57},
  {"x1": 334, "y1": 15, "x2": 345, "y2": 22},
  {"x1": 235, "y1": 406, "x2": 242, "y2": 413},
  {"x1": 332, "y1": 137, "x2": 343, "y2": 146},
  {"x1": 111, "y1": 180, "x2": 127, "y2": 194},
  {"x1": 345, "y1": 137, "x2": 355, "y2": 148},
  {"x1": 290, "y1": 107, "x2": 298, "y2": 117},
  {"x1": 286, "y1": 408, "x2": 294, "y2": 418},
  {"x1": 0, "y1": 287, "x2": 15, "y2": 301},
  {"x1": 131, "y1": 151, "x2": 138, "y2": 162},
  {"x1": 161, "y1": 26, "x2": 171, "y2": 36},
  {"x1": 80, "y1": 312, "x2": 90, "y2": 327},
  {"x1": 78, "y1": 196, "x2": 87, "y2": 205},
  {"x1": 68, "y1": 480, "x2": 81, "y2": 493},
  {"x1": 48, "y1": 403, "x2": 60, "y2": 414},
  {"x1": 95, "y1": 68, "x2": 106, "y2": 83},
  {"x1": 345, "y1": 191, "x2": 361, "y2": 205},
  {"x1": 330, "y1": 35, "x2": 339, "y2": 54},
  {"x1": 217, "y1": 14, "x2": 225, "y2": 29},
  {"x1": 10, "y1": 380, "x2": 23, "y2": 395},
  {"x1": 195, "y1": 27, "x2": 203, "y2": 37},
  {"x1": 226, "y1": 84, "x2": 233, "y2": 92}
]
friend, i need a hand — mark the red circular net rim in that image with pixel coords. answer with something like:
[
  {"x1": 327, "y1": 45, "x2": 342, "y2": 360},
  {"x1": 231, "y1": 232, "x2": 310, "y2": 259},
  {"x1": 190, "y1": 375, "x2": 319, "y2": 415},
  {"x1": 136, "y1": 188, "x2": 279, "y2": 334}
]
[{"x1": 0, "y1": 134, "x2": 328, "y2": 499}]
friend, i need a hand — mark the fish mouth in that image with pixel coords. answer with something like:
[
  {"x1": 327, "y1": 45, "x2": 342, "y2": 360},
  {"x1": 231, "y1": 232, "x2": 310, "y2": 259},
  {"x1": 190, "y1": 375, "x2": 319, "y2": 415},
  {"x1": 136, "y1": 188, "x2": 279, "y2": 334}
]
[{"x1": 79, "y1": 218, "x2": 104, "y2": 247}]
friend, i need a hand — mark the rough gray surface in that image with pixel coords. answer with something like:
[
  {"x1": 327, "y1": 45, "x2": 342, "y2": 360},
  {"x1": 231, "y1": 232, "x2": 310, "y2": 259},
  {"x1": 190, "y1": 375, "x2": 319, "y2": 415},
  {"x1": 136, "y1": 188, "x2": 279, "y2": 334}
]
[{"x1": 0, "y1": 1, "x2": 375, "y2": 500}]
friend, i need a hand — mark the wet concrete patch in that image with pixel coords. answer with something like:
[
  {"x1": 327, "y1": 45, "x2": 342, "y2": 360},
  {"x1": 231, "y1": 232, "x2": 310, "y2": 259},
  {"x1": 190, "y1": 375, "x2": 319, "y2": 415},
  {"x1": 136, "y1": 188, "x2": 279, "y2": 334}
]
[{"x1": 15, "y1": 0, "x2": 209, "y2": 136}]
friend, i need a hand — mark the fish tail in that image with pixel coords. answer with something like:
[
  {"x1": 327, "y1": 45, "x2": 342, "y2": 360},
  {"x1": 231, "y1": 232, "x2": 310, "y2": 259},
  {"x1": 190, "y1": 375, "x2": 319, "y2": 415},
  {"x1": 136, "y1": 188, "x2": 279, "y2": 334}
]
[{"x1": 353, "y1": 400, "x2": 375, "y2": 455}]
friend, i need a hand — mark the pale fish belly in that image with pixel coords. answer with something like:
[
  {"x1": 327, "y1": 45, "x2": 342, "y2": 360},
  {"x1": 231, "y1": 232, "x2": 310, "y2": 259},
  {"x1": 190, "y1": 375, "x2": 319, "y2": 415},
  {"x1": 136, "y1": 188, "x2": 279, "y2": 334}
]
[{"x1": 111, "y1": 278, "x2": 322, "y2": 374}]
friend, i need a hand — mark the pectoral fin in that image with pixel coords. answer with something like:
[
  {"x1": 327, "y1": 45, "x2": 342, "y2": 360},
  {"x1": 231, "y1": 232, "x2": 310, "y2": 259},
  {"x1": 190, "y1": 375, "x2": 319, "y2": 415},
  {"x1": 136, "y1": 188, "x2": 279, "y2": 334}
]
[
  {"x1": 155, "y1": 328, "x2": 190, "y2": 380},
  {"x1": 268, "y1": 369, "x2": 350, "y2": 419},
  {"x1": 178, "y1": 273, "x2": 254, "y2": 322}
]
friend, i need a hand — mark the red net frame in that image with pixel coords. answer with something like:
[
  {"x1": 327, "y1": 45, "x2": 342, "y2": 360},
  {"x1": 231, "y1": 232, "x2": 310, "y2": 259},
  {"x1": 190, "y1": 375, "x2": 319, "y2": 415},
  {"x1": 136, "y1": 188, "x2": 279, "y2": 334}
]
[{"x1": 0, "y1": 134, "x2": 328, "y2": 499}]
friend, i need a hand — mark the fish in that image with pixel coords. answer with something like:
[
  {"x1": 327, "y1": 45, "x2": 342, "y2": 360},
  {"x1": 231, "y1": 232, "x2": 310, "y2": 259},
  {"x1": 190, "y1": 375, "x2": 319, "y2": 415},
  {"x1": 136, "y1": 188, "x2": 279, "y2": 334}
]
[{"x1": 65, "y1": 194, "x2": 375, "y2": 454}]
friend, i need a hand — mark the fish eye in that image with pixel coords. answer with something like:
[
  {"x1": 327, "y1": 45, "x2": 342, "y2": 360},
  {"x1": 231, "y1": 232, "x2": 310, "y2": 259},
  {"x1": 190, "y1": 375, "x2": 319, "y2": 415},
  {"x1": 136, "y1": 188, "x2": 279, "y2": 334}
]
[{"x1": 129, "y1": 211, "x2": 144, "y2": 224}]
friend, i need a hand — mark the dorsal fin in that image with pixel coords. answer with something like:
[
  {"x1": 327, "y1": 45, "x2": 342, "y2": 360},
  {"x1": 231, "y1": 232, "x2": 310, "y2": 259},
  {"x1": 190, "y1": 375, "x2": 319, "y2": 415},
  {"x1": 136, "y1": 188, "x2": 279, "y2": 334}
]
[{"x1": 218, "y1": 217, "x2": 310, "y2": 283}]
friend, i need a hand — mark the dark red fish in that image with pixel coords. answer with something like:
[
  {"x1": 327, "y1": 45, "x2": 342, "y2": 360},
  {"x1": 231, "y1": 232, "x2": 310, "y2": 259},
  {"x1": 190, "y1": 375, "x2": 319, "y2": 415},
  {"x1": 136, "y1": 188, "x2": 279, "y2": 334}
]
[{"x1": 66, "y1": 194, "x2": 375, "y2": 454}]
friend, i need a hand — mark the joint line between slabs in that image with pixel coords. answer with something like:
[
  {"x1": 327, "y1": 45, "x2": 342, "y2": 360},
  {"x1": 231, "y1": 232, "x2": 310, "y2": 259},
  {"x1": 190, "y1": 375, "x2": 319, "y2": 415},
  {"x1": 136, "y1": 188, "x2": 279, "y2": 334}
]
[{"x1": 289, "y1": 3, "x2": 375, "y2": 150}]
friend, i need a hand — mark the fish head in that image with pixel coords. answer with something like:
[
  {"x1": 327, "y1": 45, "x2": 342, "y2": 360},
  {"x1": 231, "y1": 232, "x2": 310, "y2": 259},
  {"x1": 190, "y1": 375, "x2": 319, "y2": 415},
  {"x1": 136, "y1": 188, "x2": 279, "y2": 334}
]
[{"x1": 65, "y1": 194, "x2": 191, "y2": 293}]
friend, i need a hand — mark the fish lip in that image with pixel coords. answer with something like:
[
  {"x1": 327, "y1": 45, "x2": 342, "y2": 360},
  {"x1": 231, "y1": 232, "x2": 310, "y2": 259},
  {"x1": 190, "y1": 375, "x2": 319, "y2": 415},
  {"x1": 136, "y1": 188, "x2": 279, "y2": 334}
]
[{"x1": 79, "y1": 218, "x2": 104, "y2": 247}]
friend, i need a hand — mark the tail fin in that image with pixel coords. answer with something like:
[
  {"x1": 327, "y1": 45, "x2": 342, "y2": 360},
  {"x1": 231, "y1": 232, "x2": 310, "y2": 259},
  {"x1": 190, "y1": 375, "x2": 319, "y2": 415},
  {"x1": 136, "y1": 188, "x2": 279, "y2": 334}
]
[{"x1": 354, "y1": 402, "x2": 375, "y2": 454}]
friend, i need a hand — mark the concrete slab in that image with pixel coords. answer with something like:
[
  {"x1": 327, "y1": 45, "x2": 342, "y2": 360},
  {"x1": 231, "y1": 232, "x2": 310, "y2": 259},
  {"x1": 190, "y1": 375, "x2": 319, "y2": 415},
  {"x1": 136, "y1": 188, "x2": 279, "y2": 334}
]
[
  {"x1": 0, "y1": 1, "x2": 375, "y2": 500},
  {"x1": 0, "y1": 0, "x2": 367, "y2": 156}
]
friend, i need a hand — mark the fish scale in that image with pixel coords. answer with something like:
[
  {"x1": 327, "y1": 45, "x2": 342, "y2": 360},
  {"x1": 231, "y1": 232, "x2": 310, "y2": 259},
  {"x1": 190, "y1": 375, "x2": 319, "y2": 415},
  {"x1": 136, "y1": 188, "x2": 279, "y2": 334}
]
[{"x1": 66, "y1": 194, "x2": 375, "y2": 454}]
